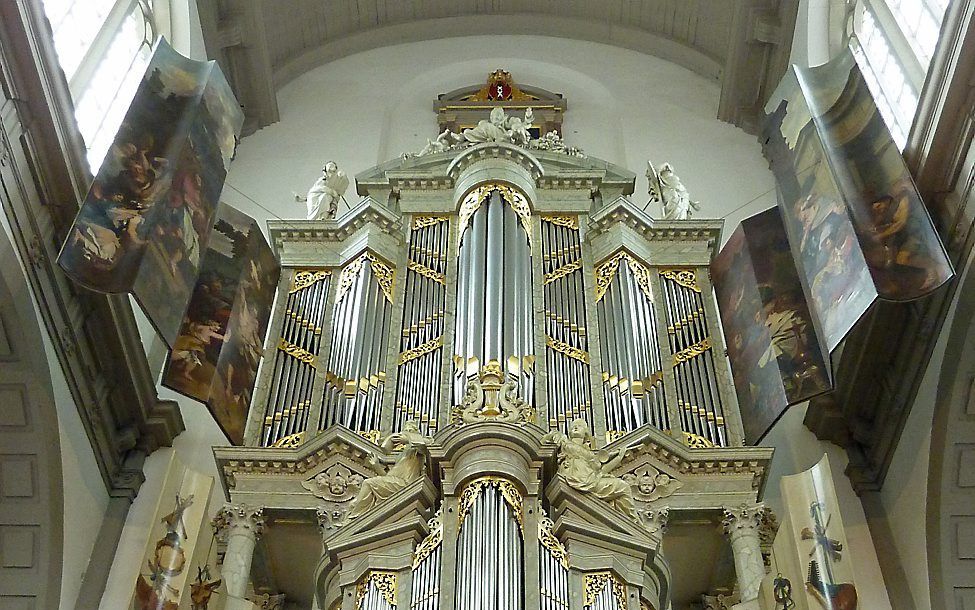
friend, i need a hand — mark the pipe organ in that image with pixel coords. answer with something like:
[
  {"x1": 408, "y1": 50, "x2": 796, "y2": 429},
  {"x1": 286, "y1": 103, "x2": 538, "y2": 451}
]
[{"x1": 222, "y1": 144, "x2": 773, "y2": 610}]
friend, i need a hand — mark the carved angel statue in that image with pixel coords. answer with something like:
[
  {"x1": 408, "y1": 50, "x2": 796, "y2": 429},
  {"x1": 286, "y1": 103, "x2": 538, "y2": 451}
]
[
  {"x1": 418, "y1": 129, "x2": 465, "y2": 156},
  {"x1": 647, "y1": 161, "x2": 701, "y2": 220},
  {"x1": 295, "y1": 161, "x2": 349, "y2": 220},
  {"x1": 342, "y1": 420, "x2": 432, "y2": 522},
  {"x1": 541, "y1": 419, "x2": 638, "y2": 519},
  {"x1": 506, "y1": 107, "x2": 534, "y2": 146},
  {"x1": 463, "y1": 106, "x2": 511, "y2": 143}
]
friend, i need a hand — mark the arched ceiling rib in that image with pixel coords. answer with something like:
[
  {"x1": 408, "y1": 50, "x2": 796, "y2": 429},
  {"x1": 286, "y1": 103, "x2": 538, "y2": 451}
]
[{"x1": 196, "y1": 0, "x2": 799, "y2": 135}]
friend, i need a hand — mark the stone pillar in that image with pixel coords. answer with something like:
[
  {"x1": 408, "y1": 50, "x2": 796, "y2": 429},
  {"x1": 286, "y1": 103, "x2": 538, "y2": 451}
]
[
  {"x1": 213, "y1": 504, "x2": 266, "y2": 610},
  {"x1": 721, "y1": 504, "x2": 767, "y2": 605}
]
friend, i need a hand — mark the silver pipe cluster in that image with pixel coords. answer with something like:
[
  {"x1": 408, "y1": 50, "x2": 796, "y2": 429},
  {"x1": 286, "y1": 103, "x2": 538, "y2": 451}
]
[
  {"x1": 320, "y1": 259, "x2": 392, "y2": 432},
  {"x1": 261, "y1": 272, "x2": 330, "y2": 446},
  {"x1": 596, "y1": 260, "x2": 667, "y2": 436},
  {"x1": 359, "y1": 580, "x2": 397, "y2": 610},
  {"x1": 538, "y1": 538, "x2": 569, "y2": 607},
  {"x1": 660, "y1": 272, "x2": 727, "y2": 446},
  {"x1": 587, "y1": 579, "x2": 623, "y2": 610},
  {"x1": 410, "y1": 544, "x2": 441, "y2": 610},
  {"x1": 394, "y1": 218, "x2": 449, "y2": 434},
  {"x1": 454, "y1": 484, "x2": 524, "y2": 610},
  {"x1": 540, "y1": 218, "x2": 592, "y2": 433},
  {"x1": 452, "y1": 190, "x2": 535, "y2": 406}
]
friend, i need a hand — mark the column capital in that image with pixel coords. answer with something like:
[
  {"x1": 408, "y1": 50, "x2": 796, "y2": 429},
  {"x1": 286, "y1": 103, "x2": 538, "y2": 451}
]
[
  {"x1": 721, "y1": 503, "x2": 768, "y2": 538},
  {"x1": 213, "y1": 503, "x2": 266, "y2": 541}
]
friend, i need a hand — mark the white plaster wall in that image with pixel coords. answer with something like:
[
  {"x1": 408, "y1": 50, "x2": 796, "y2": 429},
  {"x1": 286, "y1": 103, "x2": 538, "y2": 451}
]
[
  {"x1": 0, "y1": 215, "x2": 110, "y2": 610},
  {"x1": 221, "y1": 35, "x2": 776, "y2": 230}
]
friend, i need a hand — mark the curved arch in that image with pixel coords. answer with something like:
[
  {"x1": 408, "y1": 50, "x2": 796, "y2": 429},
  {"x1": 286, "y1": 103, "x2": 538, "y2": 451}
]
[
  {"x1": 273, "y1": 14, "x2": 723, "y2": 92},
  {"x1": 0, "y1": 227, "x2": 64, "y2": 608},
  {"x1": 927, "y1": 249, "x2": 975, "y2": 610}
]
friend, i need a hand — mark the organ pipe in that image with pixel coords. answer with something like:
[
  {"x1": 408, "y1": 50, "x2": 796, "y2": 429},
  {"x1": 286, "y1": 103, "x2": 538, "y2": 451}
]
[
  {"x1": 319, "y1": 253, "x2": 394, "y2": 434},
  {"x1": 262, "y1": 269, "x2": 330, "y2": 447},
  {"x1": 540, "y1": 216, "x2": 593, "y2": 433},
  {"x1": 453, "y1": 185, "x2": 535, "y2": 407}
]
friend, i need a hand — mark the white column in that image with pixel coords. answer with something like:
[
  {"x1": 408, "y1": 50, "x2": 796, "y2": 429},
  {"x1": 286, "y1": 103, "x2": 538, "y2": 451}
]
[
  {"x1": 213, "y1": 504, "x2": 266, "y2": 610},
  {"x1": 722, "y1": 504, "x2": 767, "y2": 605}
]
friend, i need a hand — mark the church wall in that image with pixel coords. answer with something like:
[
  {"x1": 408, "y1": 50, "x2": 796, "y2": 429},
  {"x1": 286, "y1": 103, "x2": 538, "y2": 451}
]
[
  {"x1": 218, "y1": 35, "x2": 778, "y2": 228},
  {"x1": 0, "y1": 214, "x2": 109, "y2": 609}
]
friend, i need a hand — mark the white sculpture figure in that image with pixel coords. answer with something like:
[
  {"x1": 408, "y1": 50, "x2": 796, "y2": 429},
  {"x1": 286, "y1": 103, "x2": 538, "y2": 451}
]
[
  {"x1": 463, "y1": 106, "x2": 510, "y2": 143},
  {"x1": 342, "y1": 420, "x2": 432, "y2": 523},
  {"x1": 417, "y1": 129, "x2": 465, "y2": 156},
  {"x1": 506, "y1": 107, "x2": 534, "y2": 146},
  {"x1": 647, "y1": 161, "x2": 701, "y2": 220},
  {"x1": 541, "y1": 419, "x2": 638, "y2": 519},
  {"x1": 295, "y1": 161, "x2": 349, "y2": 220}
]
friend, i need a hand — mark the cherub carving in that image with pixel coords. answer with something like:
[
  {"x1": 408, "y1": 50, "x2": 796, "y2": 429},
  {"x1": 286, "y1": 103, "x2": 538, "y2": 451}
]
[
  {"x1": 301, "y1": 463, "x2": 364, "y2": 502},
  {"x1": 623, "y1": 465, "x2": 683, "y2": 502}
]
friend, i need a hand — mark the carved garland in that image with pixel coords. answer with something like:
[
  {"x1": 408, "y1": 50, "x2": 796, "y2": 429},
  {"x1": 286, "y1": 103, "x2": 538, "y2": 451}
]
[
  {"x1": 278, "y1": 338, "x2": 317, "y2": 365},
  {"x1": 544, "y1": 259, "x2": 583, "y2": 285},
  {"x1": 457, "y1": 476, "x2": 524, "y2": 533},
  {"x1": 355, "y1": 571, "x2": 398, "y2": 609},
  {"x1": 594, "y1": 251, "x2": 654, "y2": 303},
  {"x1": 537, "y1": 515, "x2": 568, "y2": 568},
  {"x1": 271, "y1": 431, "x2": 306, "y2": 448},
  {"x1": 546, "y1": 335, "x2": 590, "y2": 364},
  {"x1": 412, "y1": 510, "x2": 444, "y2": 569},
  {"x1": 407, "y1": 260, "x2": 446, "y2": 285},
  {"x1": 659, "y1": 268, "x2": 700, "y2": 293},
  {"x1": 290, "y1": 269, "x2": 330, "y2": 293},
  {"x1": 672, "y1": 337, "x2": 712, "y2": 365},
  {"x1": 541, "y1": 214, "x2": 579, "y2": 229},
  {"x1": 337, "y1": 253, "x2": 395, "y2": 303},
  {"x1": 412, "y1": 215, "x2": 449, "y2": 229},
  {"x1": 583, "y1": 571, "x2": 627, "y2": 609},
  {"x1": 398, "y1": 336, "x2": 444, "y2": 365},
  {"x1": 457, "y1": 183, "x2": 532, "y2": 245}
]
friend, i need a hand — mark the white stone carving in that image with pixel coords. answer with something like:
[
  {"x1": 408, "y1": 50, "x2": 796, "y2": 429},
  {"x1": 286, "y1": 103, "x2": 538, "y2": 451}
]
[
  {"x1": 452, "y1": 378, "x2": 535, "y2": 424},
  {"x1": 623, "y1": 464, "x2": 684, "y2": 502},
  {"x1": 301, "y1": 463, "x2": 364, "y2": 502},
  {"x1": 642, "y1": 506, "x2": 670, "y2": 537},
  {"x1": 647, "y1": 160, "x2": 701, "y2": 220},
  {"x1": 212, "y1": 504, "x2": 266, "y2": 610},
  {"x1": 405, "y1": 107, "x2": 583, "y2": 158},
  {"x1": 542, "y1": 418, "x2": 638, "y2": 519},
  {"x1": 295, "y1": 161, "x2": 349, "y2": 220},
  {"x1": 342, "y1": 421, "x2": 433, "y2": 523},
  {"x1": 722, "y1": 503, "x2": 769, "y2": 603}
]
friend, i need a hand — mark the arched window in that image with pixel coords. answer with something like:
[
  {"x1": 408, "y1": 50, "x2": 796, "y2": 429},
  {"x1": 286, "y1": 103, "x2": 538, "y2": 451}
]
[
  {"x1": 851, "y1": 0, "x2": 951, "y2": 148},
  {"x1": 41, "y1": 0, "x2": 157, "y2": 171}
]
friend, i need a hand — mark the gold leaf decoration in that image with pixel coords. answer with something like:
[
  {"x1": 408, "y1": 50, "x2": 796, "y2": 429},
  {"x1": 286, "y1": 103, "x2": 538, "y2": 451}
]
[
  {"x1": 290, "y1": 269, "x2": 330, "y2": 293},
  {"x1": 672, "y1": 337, "x2": 712, "y2": 365},
  {"x1": 457, "y1": 476, "x2": 524, "y2": 533},
  {"x1": 398, "y1": 336, "x2": 444, "y2": 365},
  {"x1": 278, "y1": 338, "x2": 317, "y2": 365},
  {"x1": 546, "y1": 335, "x2": 589, "y2": 364},
  {"x1": 660, "y1": 268, "x2": 700, "y2": 292}
]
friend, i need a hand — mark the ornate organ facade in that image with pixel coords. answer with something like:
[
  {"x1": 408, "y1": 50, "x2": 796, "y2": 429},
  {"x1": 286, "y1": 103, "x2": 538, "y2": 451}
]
[{"x1": 213, "y1": 144, "x2": 776, "y2": 610}]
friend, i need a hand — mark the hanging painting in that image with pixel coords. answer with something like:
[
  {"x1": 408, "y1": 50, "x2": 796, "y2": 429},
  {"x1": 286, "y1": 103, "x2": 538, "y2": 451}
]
[
  {"x1": 57, "y1": 38, "x2": 244, "y2": 345},
  {"x1": 712, "y1": 208, "x2": 831, "y2": 444},
  {"x1": 162, "y1": 203, "x2": 280, "y2": 445}
]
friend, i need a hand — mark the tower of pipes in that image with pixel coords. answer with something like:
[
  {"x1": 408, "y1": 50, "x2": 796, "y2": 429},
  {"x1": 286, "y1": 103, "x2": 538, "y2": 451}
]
[{"x1": 214, "y1": 143, "x2": 775, "y2": 610}]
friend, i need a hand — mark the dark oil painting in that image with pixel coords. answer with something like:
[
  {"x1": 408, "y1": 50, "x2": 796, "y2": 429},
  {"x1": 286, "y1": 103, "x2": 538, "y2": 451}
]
[
  {"x1": 712, "y1": 208, "x2": 831, "y2": 444},
  {"x1": 58, "y1": 38, "x2": 244, "y2": 346},
  {"x1": 162, "y1": 204, "x2": 279, "y2": 445}
]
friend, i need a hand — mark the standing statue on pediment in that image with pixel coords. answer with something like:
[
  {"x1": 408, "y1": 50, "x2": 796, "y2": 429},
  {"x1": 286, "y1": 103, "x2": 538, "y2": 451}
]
[
  {"x1": 342, "y1": 420, "x2": 432, "y2": 523},
  {"x1": 542, "y1": 418, "x2": 638, "y2": 519},
  {"x1": 295, "y1": 161, "x2": 349, "y2": 220},
  {"x1": 647, "y1": 160, "x2": 701, "y2": 220}
]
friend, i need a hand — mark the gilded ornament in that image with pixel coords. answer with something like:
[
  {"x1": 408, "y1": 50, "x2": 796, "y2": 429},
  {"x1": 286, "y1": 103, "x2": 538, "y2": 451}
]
[
  {"x1": 672, "y1": 337, "x2": 712, "y2": 365},
  {"x1": 357, "y1": 430, "x2": 383, "y2": 445},
  {"x1": 412, "y1": 215, "x2": 448, "y2": 229},
  {"x1": 541, "y1": 215, "x2": 579, "y2": 229},
  {"x1": 355, "y1": 571, "x2": 398, "y2": 609},
  {"x1": 583, "y1": 571, "x2": 627, "y2": 609},
  {"x1": 277, "y1": 338, "x2": 317, "y2": 365},
  {"x1": 407, "y1": 260, "x2": 446, "y2": 285},
  {"x1": 457, "y1": 476, "x2": 524, "y2": 533},
  {"x1": 594, "y1": 251, "x2": 653, "y2": 303},
  {"x1": 412, "y1": 510, "x2": 443, "y2": 569},
  {"x1": 538, "y1": 515, "x2": 569, "y2": 568},
  {"x1": 271, "y1": 431, "x2": 306, "y2": 448},
  {"x1": 290, "y1": 269, "x2": 330, "y2": 293},
  {"x1": 660, "y1": 268, "x2": 701, "y2": 292},
  {"x1": 546, "y1": 335, "x2": 590, "y2": 364},
  {"x1": 398, "y1": 336, "x2": 444, "y2": 365},
  {"x1": 544, "y1": 259, "x2": 582, "y2": 285},
  {"x1": 337, "y1": 253, "x2": 395, "y2": 304},
  {"x1": 457, "y1": 183, "x2": 532, "y2": 246},
  {"x1": 682, "y1": 431, "x2": 715, "y2": 448}
]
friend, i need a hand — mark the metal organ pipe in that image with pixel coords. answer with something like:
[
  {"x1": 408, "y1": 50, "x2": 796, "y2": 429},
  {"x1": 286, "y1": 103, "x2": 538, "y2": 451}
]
[{"x1": 453, "y1": 187, "x2": 535, "y2": 407}]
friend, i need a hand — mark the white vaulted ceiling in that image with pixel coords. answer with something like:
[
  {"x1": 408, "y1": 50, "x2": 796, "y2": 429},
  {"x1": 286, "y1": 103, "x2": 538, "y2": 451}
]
[{"x1": 196, "y1": 0, "x2": 798, "y2": 134}]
